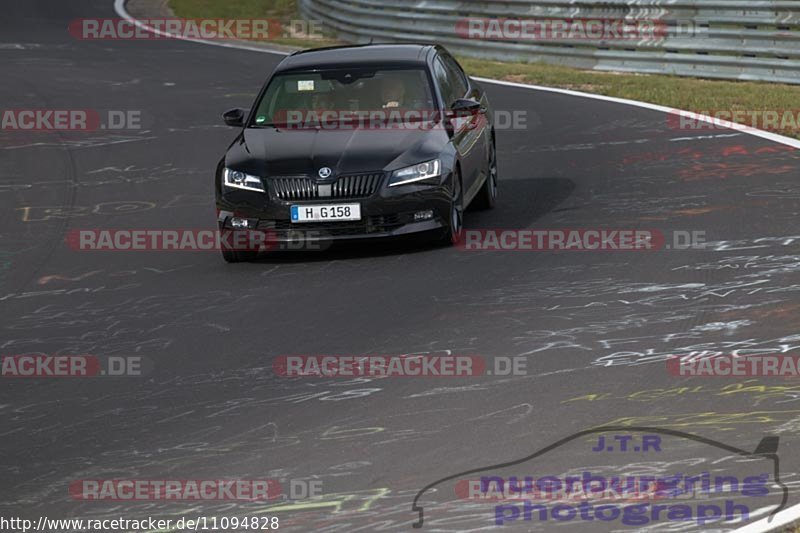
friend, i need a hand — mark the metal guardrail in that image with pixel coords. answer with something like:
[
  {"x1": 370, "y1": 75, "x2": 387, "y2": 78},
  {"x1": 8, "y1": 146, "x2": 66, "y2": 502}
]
[{"x1": 298, "y1": 0, "x2": 800, "y2": 84}]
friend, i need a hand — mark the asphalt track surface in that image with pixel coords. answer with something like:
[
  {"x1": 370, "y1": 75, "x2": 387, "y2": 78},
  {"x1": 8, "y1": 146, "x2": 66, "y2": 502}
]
[{"x1": 3, "y1": 1, "x2": 800, "y2": 532}]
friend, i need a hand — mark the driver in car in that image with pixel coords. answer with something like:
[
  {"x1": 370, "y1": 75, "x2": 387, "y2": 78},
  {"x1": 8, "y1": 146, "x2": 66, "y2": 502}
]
[{"x1": 381, "y1": 77, "x2": 405, "y2": 109}]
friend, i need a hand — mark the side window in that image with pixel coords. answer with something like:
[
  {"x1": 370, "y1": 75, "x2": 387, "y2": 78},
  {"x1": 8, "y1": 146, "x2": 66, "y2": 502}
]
[
  {"x1": 442, "y1": 55, "x2": 469, "y2": 98},
  {"x1": 433, "y1": 57, "x2": 457, "y2": 107}
]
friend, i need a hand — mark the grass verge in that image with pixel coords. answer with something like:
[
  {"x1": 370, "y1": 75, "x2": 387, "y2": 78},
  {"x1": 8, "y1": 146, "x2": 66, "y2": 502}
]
[{"x1": 169, "y1": 0, "x2": 800, "y2": 139}]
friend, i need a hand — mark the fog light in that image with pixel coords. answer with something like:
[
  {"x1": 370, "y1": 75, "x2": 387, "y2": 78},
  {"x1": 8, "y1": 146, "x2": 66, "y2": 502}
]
[
  {"x1": 230, "y1": 217, "x2": 254, "y2": 229},
  {"x1": 414, "y1": 210, "x2": 434, "y2": 221}
]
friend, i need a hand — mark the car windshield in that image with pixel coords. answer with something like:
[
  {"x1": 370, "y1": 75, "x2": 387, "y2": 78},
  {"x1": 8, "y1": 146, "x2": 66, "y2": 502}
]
[{"x1": 249, "y1": 67, "x2": 437, "y2": 128}]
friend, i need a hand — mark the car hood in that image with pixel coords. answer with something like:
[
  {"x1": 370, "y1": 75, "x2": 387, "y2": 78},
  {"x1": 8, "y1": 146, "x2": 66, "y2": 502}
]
[{"x1": 226, "y1": 126, "x2": 448, "y2": 177}]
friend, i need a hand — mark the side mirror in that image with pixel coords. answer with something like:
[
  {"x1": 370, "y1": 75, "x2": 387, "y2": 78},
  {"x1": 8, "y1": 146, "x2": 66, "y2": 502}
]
[
  {"x1": 449, "y1": 98, "x2": 483, "y2": 116},
  {"x1": 223, "y1": 108, "x2": 246, "y2": 127}
]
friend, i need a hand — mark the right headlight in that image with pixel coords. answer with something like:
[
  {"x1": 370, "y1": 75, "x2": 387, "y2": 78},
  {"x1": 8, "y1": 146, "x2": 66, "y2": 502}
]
[
  {"x1": 223, "y1": 167, "x2": 265, "y2": 193},
  {"x1": 388, "y1": 159, "x2": 441, "y2": 187}
]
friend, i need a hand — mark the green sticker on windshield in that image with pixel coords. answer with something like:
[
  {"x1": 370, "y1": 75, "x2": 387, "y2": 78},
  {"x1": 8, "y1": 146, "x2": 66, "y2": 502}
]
[
  {"x1": 256, "y1": 116, "x2": 266, "y2": 124},
  {"x1": 298, "y1": 80, "x2": 315, "y2": 91}
]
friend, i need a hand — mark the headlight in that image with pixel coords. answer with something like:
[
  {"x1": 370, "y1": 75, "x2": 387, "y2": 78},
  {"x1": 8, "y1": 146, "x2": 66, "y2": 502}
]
[
  {"x1": 223, "y1": 168, "x2": 265, "y2": 193},
  {"x1": 388, "y1": 159, "x2": 441, "y2": 187}
]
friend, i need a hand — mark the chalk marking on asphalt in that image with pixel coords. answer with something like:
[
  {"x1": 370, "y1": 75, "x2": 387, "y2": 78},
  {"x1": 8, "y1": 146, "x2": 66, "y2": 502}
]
[
  {"x1": 1, "y1": 137, "x2": 157, "y2": 150},
  {"x1": 669, "y1": 133, "x2": 743, "y2": 142},
  {"x1": 115, "y1": 0, "x2": 800, "y2": 151}
]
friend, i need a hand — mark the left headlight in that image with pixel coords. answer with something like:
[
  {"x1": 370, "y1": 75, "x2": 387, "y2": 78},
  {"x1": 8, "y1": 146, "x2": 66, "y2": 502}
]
[
  {"x1": 223, "y1": 167, "x2": 265, "y2": 193},
  {"x1": 388, "y1": 159, "x2": 441, "y2": 187}
]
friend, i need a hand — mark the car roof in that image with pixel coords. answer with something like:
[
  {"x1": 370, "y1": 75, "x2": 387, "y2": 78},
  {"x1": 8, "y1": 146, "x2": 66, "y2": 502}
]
[{"x1": 275, "y1": 43, "x2": 437, "y2": 72}]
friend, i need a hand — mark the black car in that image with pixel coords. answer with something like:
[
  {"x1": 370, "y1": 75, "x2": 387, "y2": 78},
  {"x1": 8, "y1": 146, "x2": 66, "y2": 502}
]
[{"x1": 216, "y1": 43, "x2": 497, "y2": 262}]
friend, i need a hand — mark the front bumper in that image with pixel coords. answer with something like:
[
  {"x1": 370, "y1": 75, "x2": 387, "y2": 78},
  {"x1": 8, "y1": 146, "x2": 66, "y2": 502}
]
[{"x1": 216, "y1": 177, "x2": 451, "y2": 245}]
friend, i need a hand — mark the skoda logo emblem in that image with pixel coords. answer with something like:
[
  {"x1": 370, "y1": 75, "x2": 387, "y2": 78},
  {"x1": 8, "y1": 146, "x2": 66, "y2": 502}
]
[{"x1": 318, "y1": 167, "x2": 332, "y2": 179}]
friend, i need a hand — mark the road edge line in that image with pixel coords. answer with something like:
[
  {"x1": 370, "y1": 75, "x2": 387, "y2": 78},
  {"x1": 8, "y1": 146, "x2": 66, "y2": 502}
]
[{"x1": 731, "y1": 503, "x2": 800, "y2": 533}]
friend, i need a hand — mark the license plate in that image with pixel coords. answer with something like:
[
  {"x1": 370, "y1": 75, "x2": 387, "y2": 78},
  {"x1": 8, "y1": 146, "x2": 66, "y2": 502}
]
[{"x1": 291, "y1": 203, "x2": 361, "y2": 223}]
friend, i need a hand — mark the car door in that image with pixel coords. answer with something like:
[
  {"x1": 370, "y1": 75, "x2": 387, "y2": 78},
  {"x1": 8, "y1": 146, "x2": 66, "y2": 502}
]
[
  {"x1": 433, "y1": 56, "x2": 476, "y2": 200},
  {"x1": 438, "y1": 54, "x2": 488, "y2": 202}
]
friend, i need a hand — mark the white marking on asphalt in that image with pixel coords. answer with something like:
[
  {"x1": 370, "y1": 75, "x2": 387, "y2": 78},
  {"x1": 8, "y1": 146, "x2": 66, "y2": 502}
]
[
  {"x1": 669, "y1": 133, "x2": 743, "y2": 142},
  {"x1": 731, "y1": 502, "x2": 800, "y2": 533},
  {"x1": 1, "y1": 137, "x2": 156, "y2": 150}
]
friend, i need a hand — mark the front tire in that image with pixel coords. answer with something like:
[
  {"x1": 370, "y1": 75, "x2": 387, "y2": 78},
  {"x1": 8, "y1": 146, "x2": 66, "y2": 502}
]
[
  {"x1": 438, "y1": 169, "x2": 464, "y2": 246},
  {"x1": 220, "y1": 229, "x2": 258, "y2": 263},
  {"x1": 221, "y1": 249, "x2": 258, "y2": 263}
]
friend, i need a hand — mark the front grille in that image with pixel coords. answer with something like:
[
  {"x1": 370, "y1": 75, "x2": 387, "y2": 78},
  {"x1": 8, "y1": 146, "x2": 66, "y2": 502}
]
[
  {"x1": 272, "y1": 176, "x2": 317, "y2": 200},
  {"x1": 331, "y1": 174, "x2": 381, "y2": 199},
  {"x1": 271, "y1": 173, "x2": 382, "y2": 201}
]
